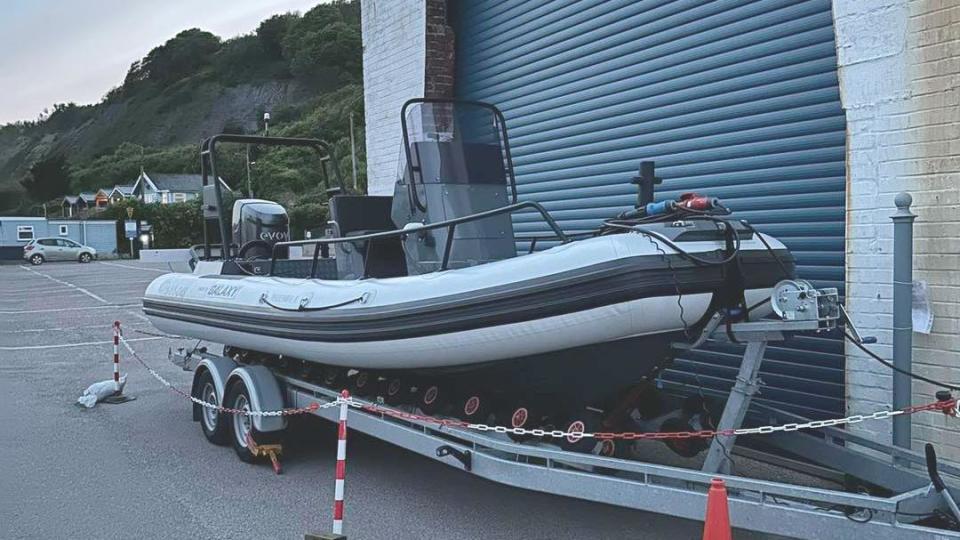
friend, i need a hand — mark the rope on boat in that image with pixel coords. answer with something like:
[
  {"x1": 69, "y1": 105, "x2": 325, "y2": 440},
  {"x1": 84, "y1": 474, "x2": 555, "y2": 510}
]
[{"x1": 258, "y1": 292, "x2": 367, "y2": 312}]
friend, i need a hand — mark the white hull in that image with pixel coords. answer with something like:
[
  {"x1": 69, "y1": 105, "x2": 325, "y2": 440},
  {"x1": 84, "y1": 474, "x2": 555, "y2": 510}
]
[{"x1": 144, "y1": 232, "x2": 785, "y2": 369}]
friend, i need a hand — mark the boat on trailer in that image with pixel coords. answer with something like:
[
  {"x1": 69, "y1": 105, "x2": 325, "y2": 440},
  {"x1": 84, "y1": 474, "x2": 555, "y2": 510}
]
[{"x1": 144, "y1": 99, "x2": 793, "y2": 442}]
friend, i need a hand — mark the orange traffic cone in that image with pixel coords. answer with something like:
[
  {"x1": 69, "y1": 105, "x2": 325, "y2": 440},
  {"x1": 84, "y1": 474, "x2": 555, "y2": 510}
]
[{"x1": 702, "y1": 478, "x2": 732, "y2": 540}]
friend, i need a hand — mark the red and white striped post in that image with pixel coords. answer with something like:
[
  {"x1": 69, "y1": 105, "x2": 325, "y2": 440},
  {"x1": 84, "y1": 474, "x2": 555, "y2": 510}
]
[
  {"x1": 333, "y1": 389, "x2": 350, "y2": 536},
  {"x1": 112, "y1": 321, "x2": 121, "y2": 393}
]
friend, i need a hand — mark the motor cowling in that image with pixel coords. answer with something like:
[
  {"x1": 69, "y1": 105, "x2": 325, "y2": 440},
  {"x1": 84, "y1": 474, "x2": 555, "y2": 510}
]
[{"x1": 231, "y1": 199, "x2": 290, "y2": 260}]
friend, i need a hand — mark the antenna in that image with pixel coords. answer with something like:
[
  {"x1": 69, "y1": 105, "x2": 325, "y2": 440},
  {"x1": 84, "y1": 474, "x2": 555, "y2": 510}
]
[{"x1": 349, "y1": 112, "x2": 358, "y2": 191}]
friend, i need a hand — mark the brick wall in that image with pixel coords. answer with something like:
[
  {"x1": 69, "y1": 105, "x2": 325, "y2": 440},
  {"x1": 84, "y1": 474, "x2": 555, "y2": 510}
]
[
  {"x1": 834, "y1": 0, "x2": 960, "y2": 460},
  {"x1": 361, "y1": 0, "x2": 426, "y2": 195},
  {"x1": 425, "y1": 0, "x2": 455, "y2": 98}
]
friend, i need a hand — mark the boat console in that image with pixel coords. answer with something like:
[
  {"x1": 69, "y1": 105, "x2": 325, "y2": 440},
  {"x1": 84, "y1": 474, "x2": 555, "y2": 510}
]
[{"x1": 195, "y1": 99, "x2": 566, "y2": 281}]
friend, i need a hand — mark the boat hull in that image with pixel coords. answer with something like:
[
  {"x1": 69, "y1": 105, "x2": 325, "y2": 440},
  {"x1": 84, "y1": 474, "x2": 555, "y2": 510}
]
[{"x1": 143, "y1": 232, "x2": 790, "y2": 369}]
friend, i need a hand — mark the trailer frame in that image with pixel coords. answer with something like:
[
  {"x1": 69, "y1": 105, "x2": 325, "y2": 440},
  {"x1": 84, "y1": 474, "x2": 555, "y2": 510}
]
[{"x1": 170, "y1": 337, "x2": 960, "y2": 540}]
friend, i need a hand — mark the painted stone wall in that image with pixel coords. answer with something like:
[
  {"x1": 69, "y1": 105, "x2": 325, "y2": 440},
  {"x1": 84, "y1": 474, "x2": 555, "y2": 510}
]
[{"x1": 834, "y1": 0, "x2": 960, "y2": 459}]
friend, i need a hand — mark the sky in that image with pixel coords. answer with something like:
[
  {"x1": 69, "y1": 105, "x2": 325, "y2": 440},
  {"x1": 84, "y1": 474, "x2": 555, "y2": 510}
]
[{"x1": 0, "y1": 0, "x2": 322, "y2": 125}]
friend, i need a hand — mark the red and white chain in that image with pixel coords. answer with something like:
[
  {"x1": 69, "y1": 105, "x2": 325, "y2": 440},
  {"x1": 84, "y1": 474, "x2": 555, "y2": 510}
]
[
  {"x1": 119, "y1": 335, "x2": 332, "y2": 417},
  {"x1": 120, "y1": 332, "x2": 959, "y2": 438},
  {"x1": 347, "y1": 396, "x2": 959, "y2": 442}
]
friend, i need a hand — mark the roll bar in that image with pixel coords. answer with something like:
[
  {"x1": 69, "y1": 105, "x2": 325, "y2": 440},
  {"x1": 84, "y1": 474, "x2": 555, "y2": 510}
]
[
  {"x1": 399, "y1": 98, "x2": 519, "y2": 213},
  {"x1": 269, "y1": 200, "x2": 567, "y2": 278},
  {"x1": 199, "y1": 134, "x2": 345, "y2": 260}
]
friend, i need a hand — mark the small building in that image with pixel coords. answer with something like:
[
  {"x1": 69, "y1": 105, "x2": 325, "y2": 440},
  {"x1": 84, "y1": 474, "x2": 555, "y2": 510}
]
[
  {"x1": 0, "y1": 217, "x2": 118, "y2": 260},
  {"x1": 61, "y1": 196, "x2": 81, "y2": 218},
  {"x1": 132, "y1": 172, "x2": 231, "y2": 204},
  {"x1": 109, "y1": 185, "x2": 135, "y2": 204},
  {"x1": 78, "y1": 192, "x2": 97, "y2": 209}
]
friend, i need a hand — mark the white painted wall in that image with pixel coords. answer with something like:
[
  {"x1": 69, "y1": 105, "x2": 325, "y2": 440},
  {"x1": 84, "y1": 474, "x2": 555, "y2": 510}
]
[
  {"x1": 361, "y1": 0, "x2": 426, "y2": 195},
  {"x1": 834, "y1": 0, "x2": 960, "y2": 460}
]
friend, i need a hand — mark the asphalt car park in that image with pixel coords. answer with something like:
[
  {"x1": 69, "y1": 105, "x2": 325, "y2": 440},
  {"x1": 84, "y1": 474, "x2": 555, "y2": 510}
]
[{"x1": 0, "y1": 260, "x2": 782, "y2": 539}]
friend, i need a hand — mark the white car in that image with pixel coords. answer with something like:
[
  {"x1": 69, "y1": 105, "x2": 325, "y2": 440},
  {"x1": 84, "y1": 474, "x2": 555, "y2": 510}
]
[{"x1": 23, "y1": 238, "x2": 97, "y2": 265}]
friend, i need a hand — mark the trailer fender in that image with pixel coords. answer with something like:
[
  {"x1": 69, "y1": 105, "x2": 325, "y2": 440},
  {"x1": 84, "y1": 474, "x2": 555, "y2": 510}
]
[
  {"x1": 191, "y1": 356, "x2": 238, "y2": 422},
  {"x1": 227, "y1": 365, "x2": 287, "y2": 433}
]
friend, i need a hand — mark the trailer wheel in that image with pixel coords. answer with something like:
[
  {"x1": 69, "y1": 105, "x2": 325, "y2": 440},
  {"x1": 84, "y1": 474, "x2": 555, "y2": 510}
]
[
  {"x1": 382, "y1": 377, "x2": 410, "y2": 406},
  {"x1": 559, "y1": 409, "x2": 604, "y2": 453},
  {"x1": 196, "y1": 370, "x2": 229, "y2": 445},
  {"x1": 456, "y1": 392, "x2": 489, "y2": 423},
  {"x1": 322, "y1": 367, "x2": 347, "y2": 390},
  {"x1": 225, "y1": 379, "x2": 282, "y2": 463},
  {"x1": 349, "y1": 371, "x2": 376, "y2": 397},
  {"x1": 418, "y1": 382, "x2": 444, "y2": 415},
  {"x1": 505, "y1": 401, "x2": 539, "y2": 442}
]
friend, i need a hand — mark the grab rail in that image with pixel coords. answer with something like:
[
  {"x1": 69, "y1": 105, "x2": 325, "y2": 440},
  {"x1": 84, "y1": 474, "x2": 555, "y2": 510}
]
[{"x1": 268, "y1": 200, "x2": 569, "y2": 278}]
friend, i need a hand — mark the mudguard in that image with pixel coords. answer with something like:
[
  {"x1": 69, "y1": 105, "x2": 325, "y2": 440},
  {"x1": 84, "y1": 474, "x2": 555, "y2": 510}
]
[
  {"x1": 227, "y1": 365, "x2": 287, "y2": 433},
  {"x1": 191, "y1": 356, "x2": 237, "y2": 423}
]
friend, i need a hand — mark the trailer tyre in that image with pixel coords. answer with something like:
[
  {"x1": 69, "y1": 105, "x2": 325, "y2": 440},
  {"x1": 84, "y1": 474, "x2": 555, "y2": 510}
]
[
  {"x1": 225, "y1": 379, "x2": 282, "y2": 463},
  {"x1": 196, "y1": 370, "x2": 229, "y2": 445}
]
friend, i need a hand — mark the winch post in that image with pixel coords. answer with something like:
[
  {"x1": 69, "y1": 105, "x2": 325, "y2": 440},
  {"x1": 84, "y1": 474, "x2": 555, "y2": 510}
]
[{"x1": 702, "y1": 339, "x2": 768, "y2": 474}]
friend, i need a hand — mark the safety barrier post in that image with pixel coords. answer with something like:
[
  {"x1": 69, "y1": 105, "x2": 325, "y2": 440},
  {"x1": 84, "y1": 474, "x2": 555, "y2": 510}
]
[
  {"x1": 333, "y1": 390, "x2": 350, "y2": 536},
  {"x1": 113, "y1": 321, "x2": 121, "y2": 393},
  {"x1": 892, "y1": 193, "x2": 916, "y2": 451}
]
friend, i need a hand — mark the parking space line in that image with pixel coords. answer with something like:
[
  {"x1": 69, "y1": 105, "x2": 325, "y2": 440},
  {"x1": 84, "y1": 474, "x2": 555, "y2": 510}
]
[
  {"x1": 0, "y1": 304, "x2": 139, "y2": 315},
  {"x1": 0, "y1": 322, "x2": 151, "y2": 334},
  {"x1": 0, "y1": 336, "x2": 163, "y2": 351},
  {"x1": 97, "y1": 261, "x2": 172, "y2": 273},
  {"x1": 19, "y1": 265, "x2": 108, "y2": 303}
]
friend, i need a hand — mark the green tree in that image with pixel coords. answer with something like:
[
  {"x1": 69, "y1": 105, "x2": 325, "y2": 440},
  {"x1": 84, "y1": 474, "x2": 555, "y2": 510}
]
[
  {"x1": 124, "y1": 29, "x2": 221, "y2": 90},
  {"x1": 257, "y1": 13, "x2": 297, "y2": 59},
  {"x1": 20, "y1": 154, "x2": 71, "y2": 202},
  {"x1": 282, "y1": 4, "x2": 361, "y2": 85}
]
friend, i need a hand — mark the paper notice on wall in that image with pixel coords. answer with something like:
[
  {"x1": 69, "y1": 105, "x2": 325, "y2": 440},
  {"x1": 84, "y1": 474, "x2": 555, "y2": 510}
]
[{"x1": 912, "y1": 280, "x2": 933, "y2": 334}]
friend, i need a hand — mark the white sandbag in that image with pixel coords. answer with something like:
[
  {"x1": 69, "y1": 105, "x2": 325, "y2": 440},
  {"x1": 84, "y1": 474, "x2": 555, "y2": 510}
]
[{"x1": 77, "y1": 375, "x2": 126, "y2": 408}]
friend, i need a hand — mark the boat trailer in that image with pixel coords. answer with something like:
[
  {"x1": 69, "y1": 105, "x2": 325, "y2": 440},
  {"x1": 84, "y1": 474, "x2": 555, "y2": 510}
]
[{"x1": 165, "y1": 281, "x2": 960, "y2": 539}]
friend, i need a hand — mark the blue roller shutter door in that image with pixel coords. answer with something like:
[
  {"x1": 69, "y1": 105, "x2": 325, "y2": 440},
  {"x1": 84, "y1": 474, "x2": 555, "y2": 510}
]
[{"x1": 455, "y1": 0, "x2": 846, "y2": 418}]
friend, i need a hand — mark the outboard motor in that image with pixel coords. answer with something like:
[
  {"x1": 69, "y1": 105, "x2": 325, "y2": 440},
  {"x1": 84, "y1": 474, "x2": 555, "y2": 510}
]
[
  {"x1": 231, "y1": 199, "x2": 290, "y2": 260},
  {"x1": 392, "y1": 99, "x2": 518, "y2": 275}
]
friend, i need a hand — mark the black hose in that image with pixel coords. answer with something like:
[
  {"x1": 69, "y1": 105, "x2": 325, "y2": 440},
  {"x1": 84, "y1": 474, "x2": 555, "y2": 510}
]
[
  {"x1": 738, "y1": 220, "x2": 792, "y2": 279},
  {"x1": 844, "y1": 331, "x2": 960, "y2": 391},
  {"x1": 602, "y1": 216, "x2": 742, "y2": 266}
]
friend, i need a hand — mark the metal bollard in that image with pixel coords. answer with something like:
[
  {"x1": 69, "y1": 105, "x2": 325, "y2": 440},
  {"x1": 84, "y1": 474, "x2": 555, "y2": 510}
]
[
  {"x1": 891, "y1": 193, "x2": 916, "y2": 450},
  {"x1": 113, "y1": 321, "x2": 122, "y2": 393}
]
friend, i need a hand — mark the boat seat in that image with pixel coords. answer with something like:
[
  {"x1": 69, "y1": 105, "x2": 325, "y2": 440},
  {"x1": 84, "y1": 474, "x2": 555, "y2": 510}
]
[{"x1": 329, "y1": 195, "x2": 407, "y2": 279}]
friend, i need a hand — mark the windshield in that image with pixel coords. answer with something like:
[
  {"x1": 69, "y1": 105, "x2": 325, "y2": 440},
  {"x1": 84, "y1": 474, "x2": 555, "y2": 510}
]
[{"x1": 401, "y1": 101, "x2": 513, "y2": 187}]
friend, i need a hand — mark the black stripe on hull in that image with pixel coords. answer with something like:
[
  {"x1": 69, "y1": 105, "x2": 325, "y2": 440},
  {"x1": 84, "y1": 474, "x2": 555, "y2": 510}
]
[{"x1": 143, "y1": 250, "x2": 793, "y2": 343}]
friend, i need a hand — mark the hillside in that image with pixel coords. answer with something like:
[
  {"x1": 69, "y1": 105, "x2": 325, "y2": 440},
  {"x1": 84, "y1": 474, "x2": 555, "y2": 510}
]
[{"x1": 0, "y1": 1, "x2": 364, "y2": 223}]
